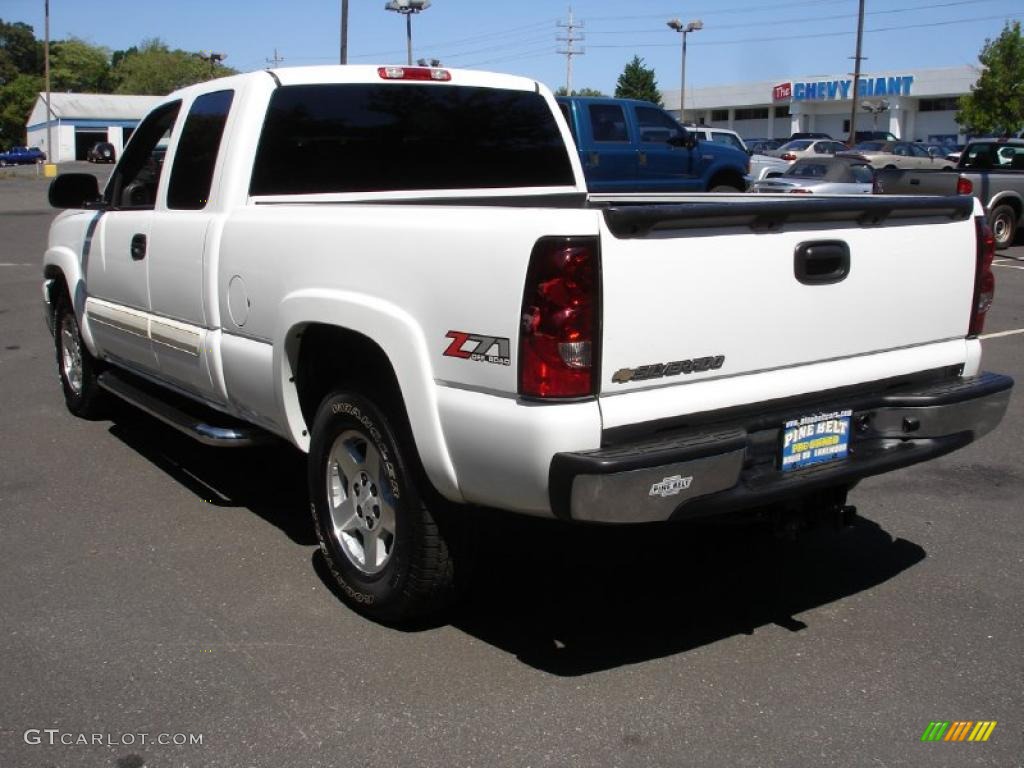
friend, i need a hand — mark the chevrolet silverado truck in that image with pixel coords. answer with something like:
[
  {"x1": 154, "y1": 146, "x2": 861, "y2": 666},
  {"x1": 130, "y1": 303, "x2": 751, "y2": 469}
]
[
  {"x1": 556, "y1": 96, "x2": 750, "y2": 192},
  {"x1": 874, "y1": 138, "x2": 1024, "y2": 249},
  {"x1": 43, "y1": 65, "x2": 1013, "y2": 622}
]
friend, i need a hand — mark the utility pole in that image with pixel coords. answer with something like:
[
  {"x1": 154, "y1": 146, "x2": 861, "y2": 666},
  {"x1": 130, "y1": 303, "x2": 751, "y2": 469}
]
[
  {"x1": 340, "y1": 0, "x2": 349, "y2": 64},
  {"x1": 557, "y1": 6, "x2": 584, "y2": 95},
  {"x1": 196, "y1": 51, "x2": 227, "y2": 78},
  {"x1": 44, "y1": 0, "x2": 52, "y2": 164},
  {"x1": 847, "y1": 0, "x2": 866, "y2": 145},
  {"x1": 266, "y1": 48, "x2": 285, "y2": 67}
]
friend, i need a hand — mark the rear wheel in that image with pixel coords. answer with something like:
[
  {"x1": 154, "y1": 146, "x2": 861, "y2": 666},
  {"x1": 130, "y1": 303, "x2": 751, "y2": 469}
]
[
  {"x1": 54, "y1": 292, "x2": 108, "y2": 418},
  {"x1": 308, "y1": 391, "x2": 463, "y2": 623},
  {"x1": 989, "y1": 204, "x2": 1017, "y2": 251}
]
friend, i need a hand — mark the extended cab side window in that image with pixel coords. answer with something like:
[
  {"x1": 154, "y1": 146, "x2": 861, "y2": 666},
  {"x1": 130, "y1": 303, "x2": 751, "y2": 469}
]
[
  {"x1": 588, "y1": 105, "x2": 629, "y2": 143},
  {"x1": 634, "y1": 106, "x2": 682, "y2": 144},
  {"x1": 106, "y1": 101, "x2": 182, "y2": 210},
  {"x1": 167, "y1": 90, "x2": 235, "y2": 210}
]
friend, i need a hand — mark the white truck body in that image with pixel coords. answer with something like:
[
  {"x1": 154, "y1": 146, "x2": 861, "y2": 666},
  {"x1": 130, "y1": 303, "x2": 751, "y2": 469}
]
[{"x1": 42, "y1": 65, "x2": 1012, "y2": 619}]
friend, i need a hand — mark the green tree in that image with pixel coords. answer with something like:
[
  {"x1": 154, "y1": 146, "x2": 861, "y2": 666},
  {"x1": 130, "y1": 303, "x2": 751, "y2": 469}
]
[
  {"x1": 956, "y1": 21, "x2": 1024, "y2": 136},
  {"x1": 0, "y1": 19, "x2": 42, "y2": 83},
  {"x1": 50, "y1": 37, "x2": 112, "y2": 92},
  {"x1": 113, "y1": 39, "x2": 236, "y2": 96},
  {"x1": 554, "y1": 86, "x2": 605, "y2": 97},
  {"x1": 0, "y1": 72, "x2": 42, "y2": 146},
  {"x1": 614, "y1": 56, "x2": 662, "y2": 106}
]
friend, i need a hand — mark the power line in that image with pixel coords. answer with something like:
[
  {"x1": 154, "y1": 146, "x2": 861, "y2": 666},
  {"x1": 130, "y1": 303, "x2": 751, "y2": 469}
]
[
  {"x1": 585, "y1": 0, "x2": 1008, "y2": 35},
  {"x1": 586, "y1": 13, "x2": 1024, "y2": 49}
]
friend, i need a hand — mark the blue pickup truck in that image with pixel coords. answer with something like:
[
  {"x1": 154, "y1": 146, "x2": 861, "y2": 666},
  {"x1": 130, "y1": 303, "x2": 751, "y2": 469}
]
[
  {"x1": 556, "y1": 96, "x2": 749, "y2": 192},
  {"x1": 0, "y1": 146, "x2": 46, "y2": 166}
]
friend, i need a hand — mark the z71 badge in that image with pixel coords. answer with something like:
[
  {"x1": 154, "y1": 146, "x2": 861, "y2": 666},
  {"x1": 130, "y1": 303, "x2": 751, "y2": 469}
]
[
  {"x1": 612, "y1": 355, "x2": 725, "y2": 384},
  {"x1": 443, "y1": 331, "x2": 511, "y2": 366}
]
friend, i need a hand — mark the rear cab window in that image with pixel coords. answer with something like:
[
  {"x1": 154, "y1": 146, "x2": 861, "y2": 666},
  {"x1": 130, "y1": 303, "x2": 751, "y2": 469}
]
[
  {"x1": 167, "y1": 89, "x2": 235, "y2": 209},
  {"x1": 250, "y1": 84, "x2": 576, "y2": 195},
  {"x1": 588, "y1": 104, "x2": 630, "y2": 143}
]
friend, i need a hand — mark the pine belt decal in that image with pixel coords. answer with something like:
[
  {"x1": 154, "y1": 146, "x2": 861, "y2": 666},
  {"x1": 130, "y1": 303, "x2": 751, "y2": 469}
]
[
  {"x1": 443, "y1": 331, "x2": 511, "y2": 367},
  {"x1": 612, "y1": 355, "x2": 725, "y2": 383}
]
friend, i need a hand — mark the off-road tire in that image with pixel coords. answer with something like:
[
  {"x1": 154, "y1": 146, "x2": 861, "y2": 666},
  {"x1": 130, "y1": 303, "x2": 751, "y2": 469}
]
[{"x1": 307, "y1": 390, "x2": 462, "y2": 623}]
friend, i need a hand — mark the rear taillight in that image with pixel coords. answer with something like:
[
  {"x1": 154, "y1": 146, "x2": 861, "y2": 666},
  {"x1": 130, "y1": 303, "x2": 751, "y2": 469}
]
[
  {"x1": 781, "y1": 153, "x2": 797, "y2": 161},
  {"x1": 519, "y1": 238, "x2": 600, "y2": 398},
  {"x1": 969, "y1": 215, "x2": 996, "y2": 336},
  {"x1": 957, "y1": 176, "x2": 973, "y2": 195}
]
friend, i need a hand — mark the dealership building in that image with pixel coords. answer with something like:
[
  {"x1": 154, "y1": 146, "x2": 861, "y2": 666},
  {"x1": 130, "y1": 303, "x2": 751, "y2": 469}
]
[
  {"x1": 26, "y1": 93, "x2": 161, "y2": 163},
  {"x1": 666, "y1": 66, "x2": 976, "y2": 143}
]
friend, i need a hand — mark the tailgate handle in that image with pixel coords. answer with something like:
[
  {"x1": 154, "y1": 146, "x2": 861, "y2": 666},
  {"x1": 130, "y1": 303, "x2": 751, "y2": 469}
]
[{"x1": 794, "y1": 241, "x2": 850, "y2": 285}]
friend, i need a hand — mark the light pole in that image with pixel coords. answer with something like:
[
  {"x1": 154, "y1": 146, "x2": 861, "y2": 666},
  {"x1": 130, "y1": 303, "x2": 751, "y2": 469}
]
[
  {"x1": 385, "y1": 0, "x2": 431, "y2": 66},
  {"x1": 666, "y1": 18, "x2": 702, "y2": 123}
]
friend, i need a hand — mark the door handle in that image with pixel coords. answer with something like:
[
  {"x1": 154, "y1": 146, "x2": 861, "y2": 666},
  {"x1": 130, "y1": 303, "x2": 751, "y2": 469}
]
[
  {"x1": 130, "y1": 233, "x2": 147, "y2": 261},
  {"x1": 794, "y1": 241, "x2": 850, "y2": 285}
]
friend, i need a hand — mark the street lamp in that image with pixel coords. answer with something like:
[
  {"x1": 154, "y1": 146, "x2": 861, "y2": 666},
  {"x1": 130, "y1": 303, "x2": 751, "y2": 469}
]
[
  {"x1": 666, "y1": 18, "x2": 703, "y2": 123},
  {"x1": 385, "y1": 0, "x2": 431, "y2": 66}
]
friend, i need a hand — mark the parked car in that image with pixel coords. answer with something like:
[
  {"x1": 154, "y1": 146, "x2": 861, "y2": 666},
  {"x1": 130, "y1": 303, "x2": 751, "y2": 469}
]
[
  {"x1": 42, "y1": 64, "x2": 1013, "y2": 622},
  {"x1": 681, "y1": 124, "x2": 787, "y2": 181},
  {"x1": 873, "y1": 139, "x2": 1024, "y2": 248},
  {"x1": 769, "y1": 139, "x2": 849, "y2": 163},
  {"x1": 86, "y1": 142, "x2": 116, "y2": 163},
  {"x1": 854, "y1": 130, "x2": 898, "y2": 143},
  {"x1": 0, "y1": 145, "x2": 46, "y2": 165},
  {"x1": 746, "y1": 138, "x2": 783, "y2": 153},
  {"x1": 749, "y1": 156, "x2": 875, "y2": 194},
  {"x1": 838, "y1": 140, "x2": 956, "y2": 170},
  {"x1": 558, "y1": 97, "x2": 749, "y2": 192}
]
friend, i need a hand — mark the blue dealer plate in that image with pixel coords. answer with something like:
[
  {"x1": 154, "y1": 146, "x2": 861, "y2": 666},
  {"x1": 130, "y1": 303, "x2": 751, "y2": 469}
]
[{"x1": 780, "y1": 409, "x2": 852, "y2": 472}]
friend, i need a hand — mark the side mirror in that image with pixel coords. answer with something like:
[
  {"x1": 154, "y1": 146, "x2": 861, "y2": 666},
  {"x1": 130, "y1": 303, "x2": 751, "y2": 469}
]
[
  {"x1": 49, "y1": 173, "x2": 101, "y2": 209},
  {"x1": 746, "y1": 148, "x2": 754, "y2": 157}
]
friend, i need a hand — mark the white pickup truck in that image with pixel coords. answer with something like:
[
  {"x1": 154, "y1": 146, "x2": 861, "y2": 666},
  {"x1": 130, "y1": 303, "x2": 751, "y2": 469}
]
[{"x1": 43, "y1": 65, "x2": 1013, "y2": 622}]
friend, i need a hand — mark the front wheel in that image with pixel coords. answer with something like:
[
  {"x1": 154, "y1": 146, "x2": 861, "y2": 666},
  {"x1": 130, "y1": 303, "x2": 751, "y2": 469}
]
[
  {"x1": 989, "y1": 204, "x2": 1017, "y2": 251},
  {"x1": 54, "y1": 292, "x2": 108, "y2": 418},
  {"x1": 308, "y1": 391, "x2": 463, "y2": 623}
]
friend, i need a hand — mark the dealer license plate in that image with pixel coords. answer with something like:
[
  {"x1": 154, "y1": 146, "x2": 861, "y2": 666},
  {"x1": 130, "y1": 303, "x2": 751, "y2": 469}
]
[{"x1": 780, "y1": 409, "x2": 852, "y2": 472}]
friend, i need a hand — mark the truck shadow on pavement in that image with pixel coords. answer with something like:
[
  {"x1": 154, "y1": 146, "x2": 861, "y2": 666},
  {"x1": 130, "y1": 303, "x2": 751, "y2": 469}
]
[
  {"x1": 449, "y1": 509, "x2": 926, "y2": 676},
  {"x1": 106, "y1": 402, "x2": 316, "y2": 546},
  {"x1": 104, "y1": 404, "x2": 925, "y2": 676}
]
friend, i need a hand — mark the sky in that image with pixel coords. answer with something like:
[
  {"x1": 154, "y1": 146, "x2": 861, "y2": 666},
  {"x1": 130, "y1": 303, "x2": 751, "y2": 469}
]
[{"x1": 3, "y1": 0, "x2": 1023, "y2": 95}]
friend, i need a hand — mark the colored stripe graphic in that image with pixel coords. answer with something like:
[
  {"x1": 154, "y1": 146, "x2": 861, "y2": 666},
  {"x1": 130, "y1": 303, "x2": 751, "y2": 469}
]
[
  {"x1": 968, "y1": 722, "x2": 997, "y2": 742},
  {"x1": 921, "y1": 721, "x2": 996, "y2": 742},
  {"x1": 945, "y1": 721, "x2": 972, "y2": 741}
]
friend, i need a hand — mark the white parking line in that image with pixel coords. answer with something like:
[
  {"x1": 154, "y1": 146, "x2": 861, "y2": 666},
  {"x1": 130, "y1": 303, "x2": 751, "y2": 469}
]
[
  {"x1": 994, "y1": 263, "x2": 1024, "y2": 270},
  {"x1": 981, "y1": 328, "x2": 1024, "y2": 340},
  {"x1": 0, "y1": 263, "x2": 33, "y2": 267}
]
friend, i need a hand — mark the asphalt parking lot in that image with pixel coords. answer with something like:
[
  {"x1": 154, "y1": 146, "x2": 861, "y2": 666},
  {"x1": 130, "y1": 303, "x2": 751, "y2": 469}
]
[{"x1": 1, "y1": 163, "x2": 1022, "y2": 768}]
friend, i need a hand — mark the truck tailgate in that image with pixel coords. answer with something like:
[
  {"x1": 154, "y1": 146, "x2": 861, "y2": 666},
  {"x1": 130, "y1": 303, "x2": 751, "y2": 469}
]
[{"x1": 596, "y1": 196, "x2": 977, "y2": 409}]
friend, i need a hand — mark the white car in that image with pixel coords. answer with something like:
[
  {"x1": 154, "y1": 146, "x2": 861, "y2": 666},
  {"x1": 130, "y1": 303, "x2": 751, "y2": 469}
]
[
  {"x1": 686, "y1": 125, "x2": 789, "y2": 180},
  {"x1": 769, "y1": 139, "x2": 850, "y2": 163}
]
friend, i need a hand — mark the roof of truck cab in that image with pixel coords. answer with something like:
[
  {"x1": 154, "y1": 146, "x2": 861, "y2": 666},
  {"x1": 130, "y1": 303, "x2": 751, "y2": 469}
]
[{"x1": 264, "y1": 64, "x2": 542, "y2": 92}]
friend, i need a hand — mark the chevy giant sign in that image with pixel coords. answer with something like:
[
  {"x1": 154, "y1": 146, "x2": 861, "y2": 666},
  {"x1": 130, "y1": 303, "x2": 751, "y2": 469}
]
[{"x1": 772, "y1": 75, "x2": 914, "y2": 102}]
